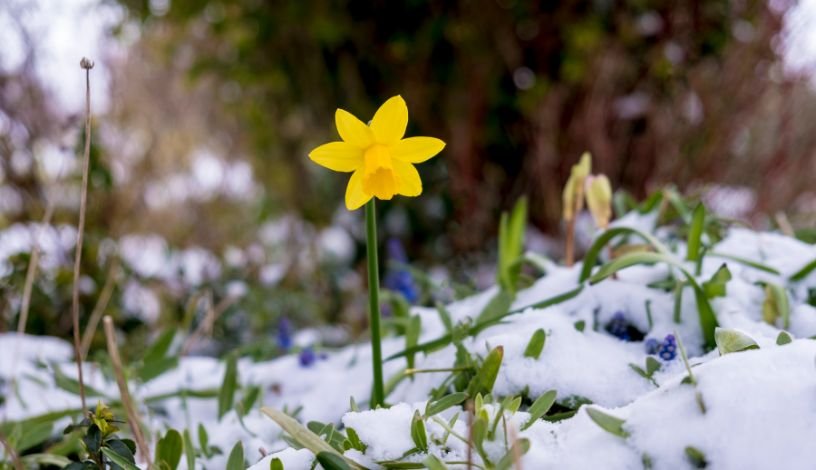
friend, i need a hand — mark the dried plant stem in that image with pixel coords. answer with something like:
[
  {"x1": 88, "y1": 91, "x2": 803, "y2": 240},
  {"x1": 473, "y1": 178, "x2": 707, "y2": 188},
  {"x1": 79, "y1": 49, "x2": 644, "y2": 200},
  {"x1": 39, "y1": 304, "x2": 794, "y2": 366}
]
[
  {"x1": 775, "y1": 211, "x2": 794, "y2": 237},
  {"x1": 16, "y1": 201, "x2": 55, "y2": 334},
  {"x1": 565, "y1": 217, "x2": 576, "y2": 267},
  {"x1": 71, "y1": 57, "x2": 95, "y2": 413},
  {"x1": 0, "y1": 431, "x2": 24, "y2": 470},
  {"x1": 80, "y1": 259, "x2": 120, "y2": 357},
  {"x1": 508, "y1": 424, "x2": 523, "y2": 470},
  {"x1": 466, "y1": 401, "x2": 474, "y2": 470},
  {"x1": 103, "y1": 316, "x2": 152, "y2": 465}
]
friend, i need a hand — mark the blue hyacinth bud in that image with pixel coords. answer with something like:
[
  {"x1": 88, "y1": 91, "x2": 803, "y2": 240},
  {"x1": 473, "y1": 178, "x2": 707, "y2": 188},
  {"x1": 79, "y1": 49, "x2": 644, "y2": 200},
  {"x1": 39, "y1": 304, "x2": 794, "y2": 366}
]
[
  {"x1": 606, "y1": 312, "x2": 631, "y2": 341},
  {"x1": 644, "y1": 338, "x2": 660, "y2": 355},
  {"x1": 657, "y1": 334, "x2": 677, "y2": 361},
  {"x1": 276, "y1": 316, "x2": 293, "y2": 352},
  {"x1": 298, "y1": 347, "x2": 316, "y2": 367}
]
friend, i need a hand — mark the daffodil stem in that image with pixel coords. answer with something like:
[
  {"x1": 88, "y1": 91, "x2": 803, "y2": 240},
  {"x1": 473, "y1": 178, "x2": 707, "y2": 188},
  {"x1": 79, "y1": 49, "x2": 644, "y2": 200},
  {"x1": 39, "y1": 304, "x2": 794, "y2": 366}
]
[{"x1": 365, "y1": 199, "x2": 385, "y2": 408}]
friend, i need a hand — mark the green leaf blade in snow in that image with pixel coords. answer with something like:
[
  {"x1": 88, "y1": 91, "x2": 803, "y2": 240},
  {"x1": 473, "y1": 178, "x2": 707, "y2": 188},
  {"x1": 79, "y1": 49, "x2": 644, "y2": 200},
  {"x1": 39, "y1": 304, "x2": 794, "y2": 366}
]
[
  {"x1": 155, "y1": 429, "x2": 183, "y2": 470},
  {"x1": 522, "y1": 390, "x2": 557, "y2": 431},
  {"x1": 225, "y1": 441, "x2": 244, "y2": 470},
  {"x1": 586, "y1": 407, "x2": 629, "y2": 438},
  {"x1": 218, "y1": 353, "x2": 239, "y2": 420},
  {"x1": 523, "y1": 328, "x2": 546, "y2": 359}
]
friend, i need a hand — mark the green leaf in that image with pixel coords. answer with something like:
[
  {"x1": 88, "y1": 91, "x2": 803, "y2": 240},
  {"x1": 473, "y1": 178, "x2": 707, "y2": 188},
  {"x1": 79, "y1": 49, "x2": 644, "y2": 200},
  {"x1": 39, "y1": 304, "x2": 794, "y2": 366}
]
[
  {"x1": 410, "y1": 411, "x2": 428, "y2": 452},
  {"x1": 707, "y1": 252, "x2": 780, "y2": 275},
  {"x1": 197, "y1": 424, "x2": 209, "y2": 456},
  {"x1": 714, "y1": 328, "x2": 759, "y2": 355},
  {"x1": 522, "y1": 390, "x2": 557, "y2": 431},
  {"x1": 143, "y1": 329, "x2": 176, "y2": 364},
  {"x1": 776, "y1": 331, "x2": 793, "y2": 345},
  {"x1": 82, "y1": 424, "x2": 102, "y2": 454},
  {"x1": 270, "y1": 457, "x2": 284, "y2": 470},
  {"x1": 790, "y1": 258, "x2": 816, "y2": 282},
  {"x1": 316, "y1": 451, "x2": 352, "y2": 470},
  {"x1": 106, "y1": 438, "x2": 136, "y2": 470},
  {"x1": 498, "y1": 197, "x2": 527, "y2": 293},
  {"x1": 225, "y1": 441, "x2": 244, "y2": 470},
  {"x1": 685, "y1": 446, "x2": 708, "y2": 468},
  {"x1": 10, "y1": 421, "x2": 52, "y2": 453},
  {"x1": 762, "y1": 283, "x2": 790, "y2": 329},
  {"x1": 343, "y1": 427, "x2": 366, "y2": 453},
  {"x1": 687, "y1": 204, "x2": 705, "y2": 262},
  {"x1": 138, "y1": 356, "x2": 180, "y2": 383},
  {"x1": 702, "y1": 264, "x2": 731, "y2": 299},
  {"x1": 425, "y1": 392, "x2": 468, "y2": 417},
  {"x1": 20, "y1": 453, "x2": 72, "y2": 468},
  {"x1": 574, "y1": 320, "x2": 586, "y2": 332},
  {"x1": 476, "y1": 290, "x2": 514, "y2": 325},
  {"x1": 238, "y1": 385, "x2": 261, "y2": 417},
  {"x1": 155, "y1": 429, "x2": 183, "y2": 470},
  {"x1": 183, "y1": 429, "x2": 196, "y2": 470},
  {"x1": 423, "y1": 455, "x2": 448, "y2": 470},
  {"x1": 218, "y1": 353, "x2": 239, "y2": 420},
  {"x1": 405, "y1": 315, "x2": 422, "y2": 372},
  {"x1": 586, "y1": 407, "x2": 629, "y2": 438},
  {"x1": 471, "y1": 413, "x2": 488, "y2": 458},
  {"x1": 580, "y1": 227, "x2": 671, "y2": 283},
  {"x1": 495, "y1": 438, "x2": 531, "y2": 470},
  {"x1": 590, "y1": 251, "x2": 719, "y2": 350},
  {"x1": 100, "y1": 447, "x2": 140, "y2": 470},
  {"x1": 260, "y1": 407, "x2": 361, "y2": 469},
  {"x1": 523, "y1": 329, "x2": 546, "y2": 359},
  {"x1": 467, "y1": 346, "x2": 503, "y2": 397},
  {"x1": 645, "y1": 357, "x2": 661, "y2": 375}
]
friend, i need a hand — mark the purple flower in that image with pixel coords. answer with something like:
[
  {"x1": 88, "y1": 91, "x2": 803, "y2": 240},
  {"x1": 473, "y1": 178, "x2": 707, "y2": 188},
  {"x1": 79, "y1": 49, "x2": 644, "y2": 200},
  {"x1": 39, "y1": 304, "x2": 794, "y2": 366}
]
[
  {"x1": 276, "y1": 317, "x2": 293, "y2": 352},
  {"x1": 658, "y1": 334, "x2": 677, "y2": 361},
  {"x1": 299, "y1": 347, "x2": 316, "y2": 367},
  {"x1": 384, "y1": 238, "x2": 419, "y2": 304},
  {"x1": 606, "y1": 312, "x2": 631, "y2": 341},
  {"x1": 644, "y1": 338, "x2": 660, "y2": 355}
]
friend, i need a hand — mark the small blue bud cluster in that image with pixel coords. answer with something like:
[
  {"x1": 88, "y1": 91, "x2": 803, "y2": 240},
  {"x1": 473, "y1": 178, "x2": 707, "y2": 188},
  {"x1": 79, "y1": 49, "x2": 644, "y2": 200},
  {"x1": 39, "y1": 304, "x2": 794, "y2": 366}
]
[
  {"x1": 276, "y1": 317, "x2": 293, "y2": 352},
  {"x1": 383, "y1": 238, "x2": 419, "y2": 304},
  {"x1": 298, "y1": 346, "x2": 329, "y2": 368},
  {"x1": 606, "y1": 312, "x2": 631, "y2": 341},
  {"x1": 644, "y1": 334, "x2": 677, "y2": 361}
]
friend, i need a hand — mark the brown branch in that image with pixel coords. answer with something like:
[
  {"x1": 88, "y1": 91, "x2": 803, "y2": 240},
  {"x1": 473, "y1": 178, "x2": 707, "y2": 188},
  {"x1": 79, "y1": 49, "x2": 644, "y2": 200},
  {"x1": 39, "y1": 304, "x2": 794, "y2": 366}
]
[{"x1": 103, "y1": 316, "x2": 152, "y2": 466}]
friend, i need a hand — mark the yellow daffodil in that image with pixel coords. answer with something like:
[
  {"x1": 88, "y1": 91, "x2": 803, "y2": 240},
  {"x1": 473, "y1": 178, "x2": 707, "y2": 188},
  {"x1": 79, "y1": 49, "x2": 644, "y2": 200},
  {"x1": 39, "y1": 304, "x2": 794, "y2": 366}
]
[{"x1": 309, "y1": 95, "x2": 446, "y2": 210}]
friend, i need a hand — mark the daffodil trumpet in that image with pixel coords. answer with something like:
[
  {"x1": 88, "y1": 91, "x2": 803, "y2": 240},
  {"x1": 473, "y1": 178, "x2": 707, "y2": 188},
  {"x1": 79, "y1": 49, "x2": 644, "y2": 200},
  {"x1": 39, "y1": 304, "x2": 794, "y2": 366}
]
[{"x1": 308, "y1": 95, "x2": 445, "y2": 408}]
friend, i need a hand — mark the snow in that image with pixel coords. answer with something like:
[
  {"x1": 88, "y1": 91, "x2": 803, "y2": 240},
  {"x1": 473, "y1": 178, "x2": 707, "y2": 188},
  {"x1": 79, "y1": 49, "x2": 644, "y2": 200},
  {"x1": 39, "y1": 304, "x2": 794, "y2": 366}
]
[{"x1": 4, "y1": 218, "x2": 816, "y2": 469}]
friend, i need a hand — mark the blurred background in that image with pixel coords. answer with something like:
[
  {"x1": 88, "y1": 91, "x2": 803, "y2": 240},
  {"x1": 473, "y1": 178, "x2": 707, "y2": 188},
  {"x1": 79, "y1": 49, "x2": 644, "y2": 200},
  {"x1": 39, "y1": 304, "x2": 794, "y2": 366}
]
[{"x1": 1, "y1": 0, "x2": 815, "y2": 357}]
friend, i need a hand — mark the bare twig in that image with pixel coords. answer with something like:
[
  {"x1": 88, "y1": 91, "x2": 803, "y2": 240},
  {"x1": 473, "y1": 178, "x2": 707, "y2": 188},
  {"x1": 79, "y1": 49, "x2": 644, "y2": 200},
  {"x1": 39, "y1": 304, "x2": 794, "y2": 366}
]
[
  {"x1": 103, "y1": 316, "x2": 152, "y2": 466},
  {"x1": 774, "y1": 211, "x2": 795, "y2": 237},
  {"x1": 16, "y1": 201, "x2": 55, "y2": 334},
  {"x1": 508, "y1": 424, "x2": 523, "y2": 470},
  {"x1": 80, "y1": 259, "x2": 120, "y2": 357}
]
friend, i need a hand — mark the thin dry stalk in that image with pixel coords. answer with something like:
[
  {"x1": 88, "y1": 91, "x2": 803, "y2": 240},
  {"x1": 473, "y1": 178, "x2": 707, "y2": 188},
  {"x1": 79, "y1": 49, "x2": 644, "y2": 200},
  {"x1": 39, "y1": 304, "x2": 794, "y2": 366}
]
[
  {"x1": 565, "y1": 217, "x2": 576, "y2": 267},
  {"x1": 71, "y1": 57, "x2": 95, "y2": 413},
  {"x1": 80, "y1": 259, "x2": 120, "y2": 357},
  {"x1": 775, "y1": 211, "x2": 795, "y2": 237},
  {"x1": 16, "y1": 201, "x2": 55, "y2": 334},
  {"x1": 181, "y1": 293, "x2": 239, "y2": 355},
  {"x1": 103, "y1": 316, "x2": 152, "y2": 465},
  {"x1": 0, "y1": 431, "x2": 24, "y2": 470},
  {"x1": 508, "y1": 424, "x2": 523, "y2": 470}
]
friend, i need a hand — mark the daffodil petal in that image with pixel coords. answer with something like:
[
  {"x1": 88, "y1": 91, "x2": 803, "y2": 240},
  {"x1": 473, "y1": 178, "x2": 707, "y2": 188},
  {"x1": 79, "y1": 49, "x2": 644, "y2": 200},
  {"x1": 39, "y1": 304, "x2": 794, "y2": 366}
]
[
  {"x1": 308, "y1": 141, "x2": 363, "y2": 172},
  {"x1": 393, "y1": 160, "x2": 422, "y2": 197},
  {"x1": 370, "y1": 95, "x2": 408, "y2": 145},
  {"x1": 336, "y1": 109, "x2": 373, "y2": 148},
  {"x1": 391, "y1": 137, "x2": 445, "y2": 164},
  {"x1": 345, "y1": 169, "x2": 372, "y2": 210}
]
